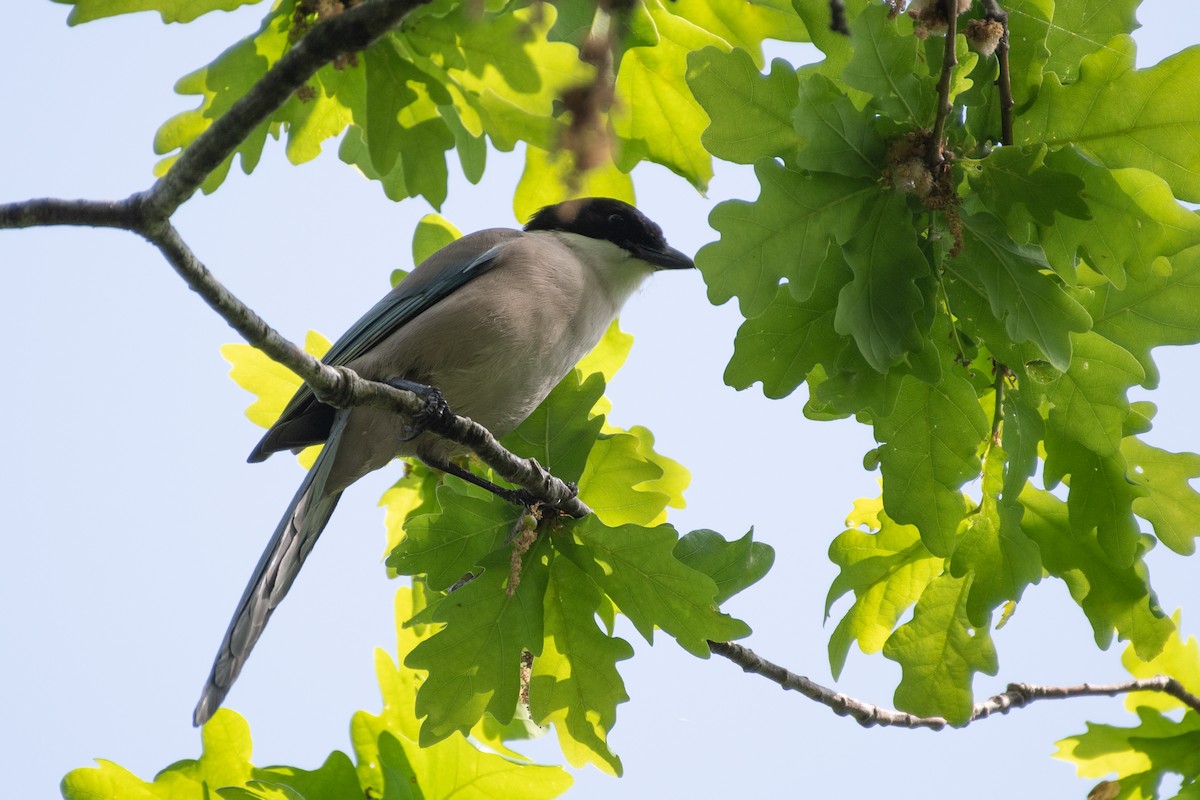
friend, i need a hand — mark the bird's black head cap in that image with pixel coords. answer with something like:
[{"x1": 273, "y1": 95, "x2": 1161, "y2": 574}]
[{"x1": 524, "y1": 198, "x2": 693, "y2": 270}]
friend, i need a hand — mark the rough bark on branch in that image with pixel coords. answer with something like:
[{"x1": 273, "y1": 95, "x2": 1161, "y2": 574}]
[{"x1": 709, "y1": 640, "x2": 1200, "y2": 729}]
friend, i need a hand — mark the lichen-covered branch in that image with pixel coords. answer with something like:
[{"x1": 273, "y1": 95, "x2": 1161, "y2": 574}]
[{"x1": 709, "y1": 640, "x2": 1200, "y2": 728}]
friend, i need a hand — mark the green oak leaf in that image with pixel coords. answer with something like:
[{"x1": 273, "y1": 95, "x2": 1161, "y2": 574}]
[
  {"x1": 380, "y1": 465, "x2": 441, "y2": 563},
  {"x1": 1018, "y1": 37, "x2": 1200, "y2": 203},
  {"x1": 792, "y1": 73, "x2": 886, "y2": 178},
  {"x1": 154, "y1": 7, "x2": 290, "y2": 193},
  {"x1": 411, "y1": 213, "x2": 462, "y2": 266},
  {"x1": 1042, "y1": 0, "x2": 1140, "y2": 86},
  {"x1": 403, "y1": 3, "x2": 588, "y2": 151},
  {"x1": 882, "y1": 573, "x2": 999, "y2": 724},
  {"x1": 63, "y1": 710, "x2": 255, "y2": 798},
  {"x1": 1055, "y1": 708, "x2": 1200, "y2": 788},
  {"x1": 578, "y1": 432, "x2": 666, "y2": 525},
  {"x1": 1044, "y1": 331, "x2": 1144, "y2": 457},
  {"x1": 950, "y1": 444, "x2": 1042, "y2": 628},
  {"x1": 1039, "y1": 147, "x2": 1200, "y2": 289},
  {"x1": 825, "y1": 496, "x2": 943, "y2": 678},
  {"x1": 698, "y1": 160, "x2": 872, "y2": 316},
  {"x1": 1120, "y1": 610, "x2": 1200, "y2": 714},
  {"x1": 1000, "y1": 391, "x2": 1045, "y2": 499},
  {"x1": 54, "y1": 0, "x2": 260, "y2": 25},
  {"x1": 1089, "y1": 244, "x2": 1200, "y2": 389},
  {"x1": 513, "y1": 146, "x2": 635, "y2": 223},
  {"x1": 235, "y1": 753, "x2": 362, "y2": 800},
  {"x1": 965, "y1": 145, "x2": 1089, "y2": 229},
  {"x1": 621, "y1": 426, "x2": 689, "y2": 517},
  {"x1": 842, "y1": 3, "x2": 935, "y2": 125},
  {"x1": 873, "y1": 346, "x2": 988, "y2": 556},
  {"x1": 501, "y1": 370, "x2": 606, "y2": 485},
  {"x1": 948, "y1": 212, "x2": 1092, "y2": 371},
  {"x1": 724, "y1": 249, "x2": 849, "y2": 398},
  {"x1": 1124, "y1": 438, "x2": 1200, "y2": 556},
  {"x1": 339, "y1": 126, "x2": 410, "y2": 202},
  {"x1": 612, "y1": 0, "x2": 726, "y2": 189},
  {"x1": 407, "y1": 542, "x2": 551, "y2": 744},
  {"x1": 361, "y1": 39, "x2": 454, "y2": 206},
  {"x1": 221, "y1": 331, "x2": 331, "y2": 432},
  {"x1": 387, "y1": 485, "x2": 513, "y2": 591},
  {"x1": 792, "y1": 0, "x2": 869, "y2": 93},
  {"x1": 354, "y1": 588, "x2": 571, "y2": 799},
  {"x1": 530, "y1": 556, "x2": 634, "y2": 776},
  {"x1": 833, "y1": 191, "x2": 929, "y2": 371},
  {"x1": 674, "y1": 529, "x2": 774, "y2": 604},
  {"x1": 1044, "y1": 428, "x2": 1145, "y2": 569},
  {"x1": 686, "y1": 47, "x2": 802, "y2": 165},
  {"x1": 805, "y1": 341, "x2": 906, "y2": 420},
  {"x1": 578, "y1": 432, "x2": 672, "y2": 527},
  {"x1": 558, "y1": 516, "x2": 751, "y2": 656},
  {"x1": 665, "y1": 0, "x2": 808, "y2": 67},
  {"x1": 278, "y1": 57, "x2": 364, "y2": 166},
  {"x1": 1020, "y1": 488, "x2": 1173, "y2": 660}
]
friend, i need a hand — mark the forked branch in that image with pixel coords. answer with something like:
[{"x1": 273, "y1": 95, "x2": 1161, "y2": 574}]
[{"x1": 709, "y1": 640, "x2": 1200, "y2": 729}]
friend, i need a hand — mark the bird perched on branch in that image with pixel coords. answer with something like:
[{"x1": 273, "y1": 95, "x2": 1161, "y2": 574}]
[{"x1": 193, "y1": 197, "x2": 694, "y2": 725}]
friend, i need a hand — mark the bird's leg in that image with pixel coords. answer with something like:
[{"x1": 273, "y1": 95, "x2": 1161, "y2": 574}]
[
  {"x1": 419, "y1": 454, "x2": 541, "y2": 508},
  {"x1": 387, "y1": 378, "x2": 567, "y2": 509},
  {"x1": 388, "y1": 378, "x2": 454, "y2": 440}
]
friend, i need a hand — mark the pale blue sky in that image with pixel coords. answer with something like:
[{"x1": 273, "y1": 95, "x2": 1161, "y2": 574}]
[{"x1": 2, "y1": 3, "x2": 1197, "y2": 798}]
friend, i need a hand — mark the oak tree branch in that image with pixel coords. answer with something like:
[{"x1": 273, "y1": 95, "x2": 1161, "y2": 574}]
[
  {"x1": 981, "y1": 0, "x2": 1014, "y2": 145},
  {"x1": 709, "y1": 640, "x2": 1200, "y2": 729}
]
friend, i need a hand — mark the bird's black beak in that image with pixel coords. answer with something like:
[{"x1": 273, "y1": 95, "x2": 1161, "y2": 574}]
[{"x1": 634, "y1": 243, "x2": 695, "y2": 271}]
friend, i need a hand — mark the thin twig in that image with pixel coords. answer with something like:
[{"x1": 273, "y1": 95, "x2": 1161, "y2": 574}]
[
  {"x1": 140, "y1": 0, "x2": 433, "y2": 219},
  {"x1": 980, "y1": 0, "x2": 1013, "y2": 145},
  {"x1": 927, "y1": 0, "x2": 960, "y2": 168},
  {"x1": 709, "y1": 640, "x2": 1200, "y2": 728},
  {"x1": 829, "y1": 0, "x2": 849, "y2": 35}
]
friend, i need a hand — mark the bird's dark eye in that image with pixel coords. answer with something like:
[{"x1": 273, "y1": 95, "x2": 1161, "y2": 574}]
[{"x1": 608, "y1": 213, "x2": 622, "y2": 226}]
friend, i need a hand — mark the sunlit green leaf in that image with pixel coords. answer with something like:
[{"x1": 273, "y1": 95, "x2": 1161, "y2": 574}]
[
  {"x1": 699, "y1": 161, "x2": 872, "y2": 316},
  {"x1": 558, "y1": 516, "x2": 752, "y2": 656},
  {"x1": 530, "y1": 557, "x2": 633, "y2": 776},
  {"x1": 54, "y1": 0, "x2": 261, "y2": 25},
  {"x1": 1018, "y1": 37, "x2": 1200, "y2": 203},
  {"x1": 687, "y1": 47, "x2": 802, "y2": 165},
  {"x1": 883, "y1": 573, "x2": 999, "y2": 724},
  {"x1": 825, "y1": 496, "x2": 943, "y2": 678}
]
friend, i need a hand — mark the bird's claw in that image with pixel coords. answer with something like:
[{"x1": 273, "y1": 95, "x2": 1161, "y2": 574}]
[{"x1": 388, "y1": 379, "x2": 453, "y2": 439}]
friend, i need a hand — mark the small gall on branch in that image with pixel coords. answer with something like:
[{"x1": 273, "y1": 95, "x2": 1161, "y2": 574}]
[
  {"x1": 907, "y1": 0, "x2": 972, "y2": 36},
  {"x1": 965, "y1": 18, "x2": 1004, "y2": 57}
]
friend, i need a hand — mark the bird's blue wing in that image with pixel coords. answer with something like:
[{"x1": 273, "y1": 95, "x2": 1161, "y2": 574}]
[
  {"x1": 255, "y1": 241, "x2": 509, "y2": 455},
  {"x1": 319, "y1": 242, "x2": 506, "y2": 369}
]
